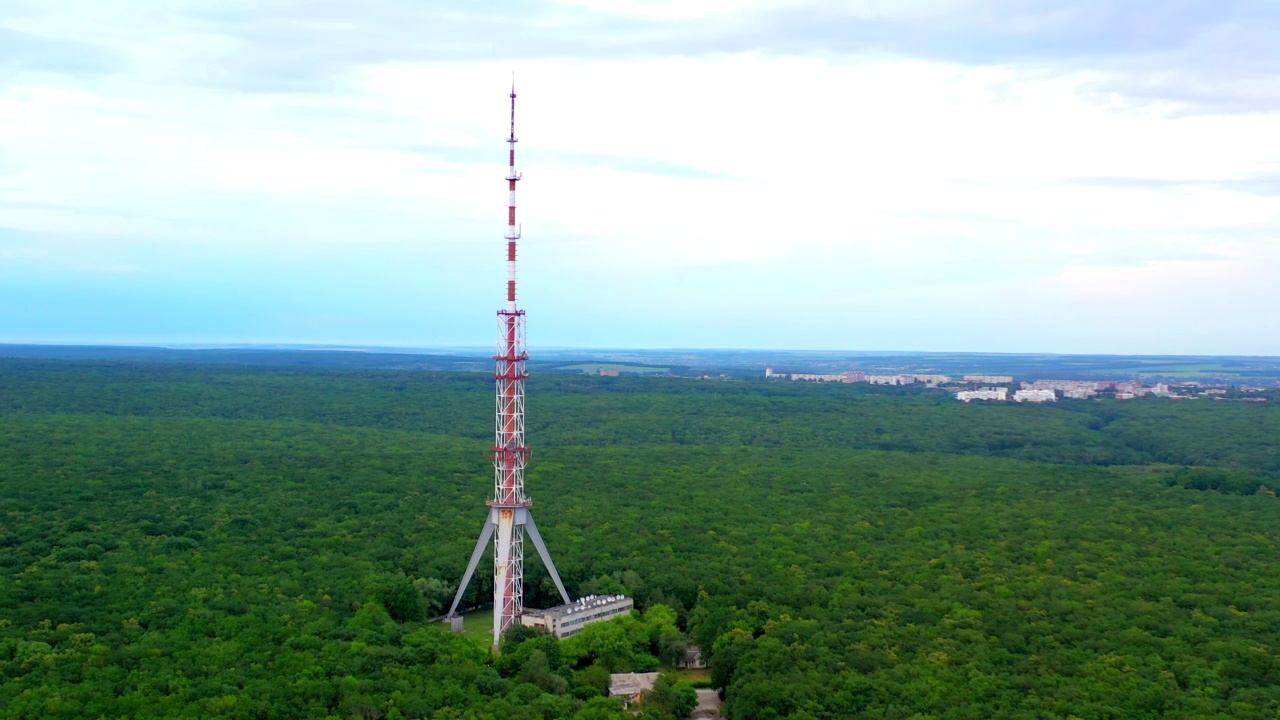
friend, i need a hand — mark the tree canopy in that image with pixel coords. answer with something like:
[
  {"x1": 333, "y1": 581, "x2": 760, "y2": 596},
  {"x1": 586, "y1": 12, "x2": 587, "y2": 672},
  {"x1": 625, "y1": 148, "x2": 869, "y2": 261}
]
[{"x1": 2, "y1": 360, "x2": 1279, "y2": 718}]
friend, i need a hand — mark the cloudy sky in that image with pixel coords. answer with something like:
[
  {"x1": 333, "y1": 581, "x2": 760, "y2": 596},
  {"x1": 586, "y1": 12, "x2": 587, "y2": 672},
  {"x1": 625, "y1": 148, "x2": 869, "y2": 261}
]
[{"x1": 1, "y1": 0, "x2": 1278, "y2": 354}]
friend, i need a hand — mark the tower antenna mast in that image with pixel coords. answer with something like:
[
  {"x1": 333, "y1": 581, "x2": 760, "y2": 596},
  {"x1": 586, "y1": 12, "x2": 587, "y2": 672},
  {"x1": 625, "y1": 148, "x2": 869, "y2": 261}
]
[{"x1": 446, "y1": 82, "x2": 571, "y2": 648}]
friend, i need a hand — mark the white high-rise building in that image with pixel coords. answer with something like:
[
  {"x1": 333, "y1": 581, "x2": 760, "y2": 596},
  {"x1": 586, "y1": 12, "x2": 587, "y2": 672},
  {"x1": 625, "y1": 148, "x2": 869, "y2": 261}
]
[{"x1": 956, "y1": 388, "x2": 1008, "y2": 402}]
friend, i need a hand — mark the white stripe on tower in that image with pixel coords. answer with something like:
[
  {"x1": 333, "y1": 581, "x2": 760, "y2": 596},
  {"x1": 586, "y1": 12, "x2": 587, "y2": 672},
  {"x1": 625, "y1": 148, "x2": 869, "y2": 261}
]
[{"x1": 506, "y1": 83, "x2": 520, "y2": 312}]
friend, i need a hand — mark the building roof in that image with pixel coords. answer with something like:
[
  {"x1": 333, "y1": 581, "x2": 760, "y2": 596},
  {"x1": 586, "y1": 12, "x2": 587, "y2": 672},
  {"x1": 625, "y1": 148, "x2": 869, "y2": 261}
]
[
  {"x1": 610, "y1": 672, "x2": 660, "y2": 698},
  {"x1": 525, "y1": 594, "x2": 631, "y2": 622}
]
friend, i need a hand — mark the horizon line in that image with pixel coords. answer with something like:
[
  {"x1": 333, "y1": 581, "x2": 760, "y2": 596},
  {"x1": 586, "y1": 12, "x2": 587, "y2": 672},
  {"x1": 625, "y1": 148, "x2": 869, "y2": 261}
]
[{"x1": 2, "y1": 341, "x2": 1279, "y2": 361}]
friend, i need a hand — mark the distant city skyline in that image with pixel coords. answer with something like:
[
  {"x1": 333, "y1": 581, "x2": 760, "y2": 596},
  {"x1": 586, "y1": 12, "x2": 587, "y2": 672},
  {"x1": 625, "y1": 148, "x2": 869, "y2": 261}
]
[{"x1": 2, "y1": 1, "x2": 1278, "y2": 355}]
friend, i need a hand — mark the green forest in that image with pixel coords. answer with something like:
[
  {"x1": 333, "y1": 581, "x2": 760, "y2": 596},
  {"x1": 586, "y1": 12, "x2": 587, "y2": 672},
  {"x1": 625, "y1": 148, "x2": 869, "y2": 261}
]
[{"x1": 2, "y1": 360, "x2": 1280, "y2": 719}]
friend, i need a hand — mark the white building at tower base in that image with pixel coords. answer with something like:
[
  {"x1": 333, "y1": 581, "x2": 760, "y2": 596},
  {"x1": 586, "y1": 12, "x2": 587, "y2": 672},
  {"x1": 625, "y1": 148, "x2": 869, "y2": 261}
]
[{"x1": 520, "y1": 594, "x2": 634, "y2": 639}]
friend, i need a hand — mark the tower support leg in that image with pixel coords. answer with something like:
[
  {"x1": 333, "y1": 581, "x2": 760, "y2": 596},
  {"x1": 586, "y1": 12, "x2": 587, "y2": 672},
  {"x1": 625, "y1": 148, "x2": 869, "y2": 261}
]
[
  {"x1": 519, "y1": 509, "x2": 571, "y2": 605},
  {"x1": 445, "y1": 513, "x2": 496, "y2": 619}
]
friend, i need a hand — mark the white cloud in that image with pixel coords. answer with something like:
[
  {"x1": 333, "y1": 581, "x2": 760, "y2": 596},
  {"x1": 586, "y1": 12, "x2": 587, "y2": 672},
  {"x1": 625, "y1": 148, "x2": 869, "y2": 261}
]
[
  {"x1": 1, "y1": 1, "x2": 1278, "y2": 351},
  {"x1": 551, "y1": 0, "x2": 974, "y2": 23}
]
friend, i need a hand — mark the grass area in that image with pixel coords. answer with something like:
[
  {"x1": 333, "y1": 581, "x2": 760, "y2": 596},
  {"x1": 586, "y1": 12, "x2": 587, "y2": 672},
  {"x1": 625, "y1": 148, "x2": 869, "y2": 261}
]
[
  {"x1": 1133, "y1": 366, "x2": 1231, "y2": 376},
  {"x1": 667, "y1": 668, "x2": 712, "y2": 683},
  {"x1": 445, "y1": 609, "x2": 497, "y2": 650},
  {"x1": 460, "y1": 609, "x2": 495, "y2": 638},
  {"x1": 557, "y1": 363, "x2": 670, "y2": 375},
  {"x1": 1127, "y1": 361, "x2": 1268, "y2": 378}
]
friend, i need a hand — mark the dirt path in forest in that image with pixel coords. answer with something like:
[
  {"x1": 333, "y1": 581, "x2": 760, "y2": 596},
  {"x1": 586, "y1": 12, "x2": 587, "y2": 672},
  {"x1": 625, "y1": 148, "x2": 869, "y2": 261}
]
[{"x1": 691, "y1": 688, "x2": 722, "y2": 719}]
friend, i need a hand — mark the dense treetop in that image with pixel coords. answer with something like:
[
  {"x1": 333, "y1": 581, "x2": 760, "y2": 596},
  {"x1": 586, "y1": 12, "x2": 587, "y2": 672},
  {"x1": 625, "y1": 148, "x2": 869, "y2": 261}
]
[{"x1": 1, "y1": 360, "x2": 1279, "y2": 719}]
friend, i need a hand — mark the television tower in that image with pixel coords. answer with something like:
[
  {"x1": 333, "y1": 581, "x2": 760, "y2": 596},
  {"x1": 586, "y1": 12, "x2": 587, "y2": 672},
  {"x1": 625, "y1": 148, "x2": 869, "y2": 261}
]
[{"x1": 446, "y1": 83, "x2": 571, "y2": 648}]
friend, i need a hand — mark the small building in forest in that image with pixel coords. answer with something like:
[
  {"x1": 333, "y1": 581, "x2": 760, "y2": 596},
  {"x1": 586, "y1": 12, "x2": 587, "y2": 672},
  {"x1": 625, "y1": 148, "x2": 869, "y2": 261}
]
[
  {"x1": 610, "y1": 672, "x2": 660, "y2": 708},
  {"x1": 679, "y1": 646, "x2": 706, "y2": 669}
]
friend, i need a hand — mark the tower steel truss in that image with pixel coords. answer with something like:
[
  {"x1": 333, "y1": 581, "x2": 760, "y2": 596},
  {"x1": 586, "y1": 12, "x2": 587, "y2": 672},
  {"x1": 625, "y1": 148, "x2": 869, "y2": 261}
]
[{"x1": 446, "y1": 84, "x2": 571, "y2": 648}]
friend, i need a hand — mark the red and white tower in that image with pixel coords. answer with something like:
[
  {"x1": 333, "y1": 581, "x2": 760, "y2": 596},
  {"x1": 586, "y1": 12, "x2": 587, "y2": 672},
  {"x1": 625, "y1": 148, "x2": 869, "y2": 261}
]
[{"x1": 447, "y1": 84, "x2": 571, "y2": 649}]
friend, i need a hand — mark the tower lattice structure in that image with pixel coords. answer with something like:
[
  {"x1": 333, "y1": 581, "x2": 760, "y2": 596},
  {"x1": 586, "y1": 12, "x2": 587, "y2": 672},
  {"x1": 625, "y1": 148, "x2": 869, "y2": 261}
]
[{"x1": 446, "y1": 84, "x2": 571, "y2": 648}]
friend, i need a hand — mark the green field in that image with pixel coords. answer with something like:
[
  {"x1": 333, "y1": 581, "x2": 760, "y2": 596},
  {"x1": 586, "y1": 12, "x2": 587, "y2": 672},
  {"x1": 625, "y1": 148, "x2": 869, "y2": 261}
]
[
  {"x1": 459, "y1": 609, "x2": 496, "y2": 642},
  {"x1": 555, "y1": 363, "x2": 670, "y2": 375}
]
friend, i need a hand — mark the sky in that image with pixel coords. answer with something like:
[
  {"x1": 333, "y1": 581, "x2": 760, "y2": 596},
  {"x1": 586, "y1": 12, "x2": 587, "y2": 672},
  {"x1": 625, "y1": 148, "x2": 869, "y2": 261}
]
[{"x1": 1, "y1": 0, "x2": 1278, "y2": 355}]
